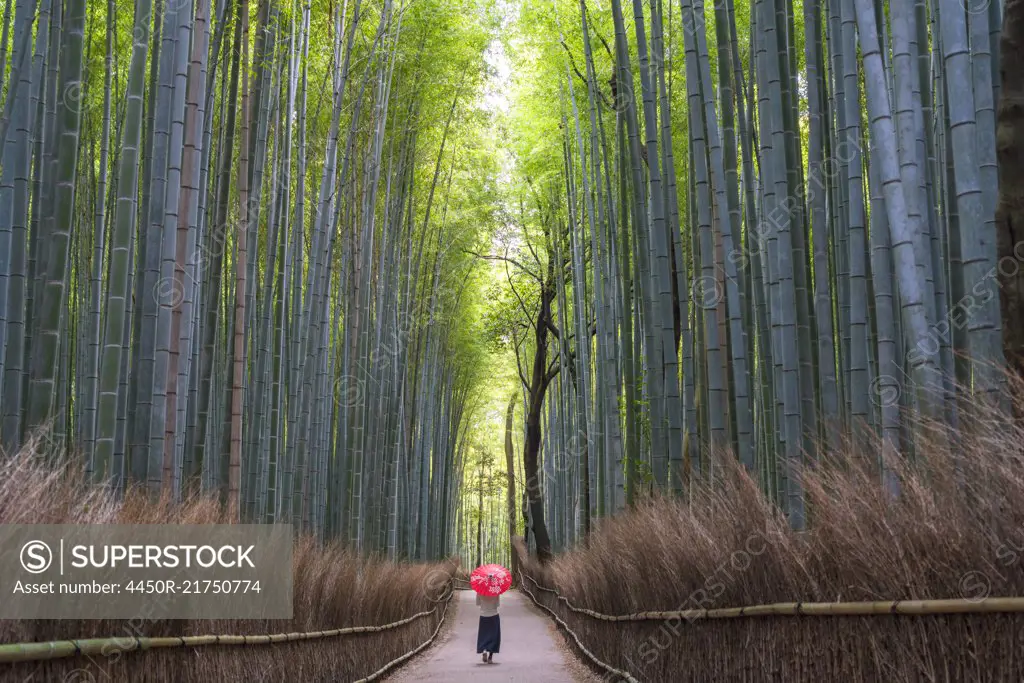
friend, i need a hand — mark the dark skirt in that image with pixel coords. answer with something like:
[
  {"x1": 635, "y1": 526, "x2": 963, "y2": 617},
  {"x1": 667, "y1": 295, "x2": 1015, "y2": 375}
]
[{"x1": 476, "y1": 614, "x2": 500, "y2": 653}]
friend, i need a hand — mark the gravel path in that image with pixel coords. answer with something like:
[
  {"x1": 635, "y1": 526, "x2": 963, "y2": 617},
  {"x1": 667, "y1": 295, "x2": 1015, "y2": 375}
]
[{"x1": 385, "y1": 589, "x2": 600, "y2": 683}]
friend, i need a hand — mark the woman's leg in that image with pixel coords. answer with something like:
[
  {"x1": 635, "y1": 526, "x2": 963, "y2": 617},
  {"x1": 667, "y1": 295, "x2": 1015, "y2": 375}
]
[
  {"x1": 478, "y1": 614, "x2": 499, "y2": 661},
  {"x1": 477, "y1": 615, "x2": 489, "y2": 658}
]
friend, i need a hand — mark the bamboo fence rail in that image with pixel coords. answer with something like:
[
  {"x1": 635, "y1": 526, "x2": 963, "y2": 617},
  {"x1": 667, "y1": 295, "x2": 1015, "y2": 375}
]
[
  {"x1": 521, "y1": 572, "x2": 1024, "y2": 621},
  {"x1": 0, "y1": 586, "x2": 454, "y2": 666},
  {"x1": 353, "y1": 586, "x2": 456, "y2": 683},
  {"x1": 518, "y1": 571, "x2": 640, "y2": 683}
]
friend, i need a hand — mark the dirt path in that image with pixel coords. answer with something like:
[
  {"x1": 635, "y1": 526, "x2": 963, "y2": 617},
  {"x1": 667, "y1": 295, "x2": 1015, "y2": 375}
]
[{"x1": 386, "y1": 589, "x2": 600, "y2": 683}]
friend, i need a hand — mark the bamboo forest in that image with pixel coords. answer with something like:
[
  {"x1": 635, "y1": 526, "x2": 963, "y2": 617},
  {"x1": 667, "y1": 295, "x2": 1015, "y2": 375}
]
[{"x1": 2, "y1": 0, "x2": 1024, "y2": 679}]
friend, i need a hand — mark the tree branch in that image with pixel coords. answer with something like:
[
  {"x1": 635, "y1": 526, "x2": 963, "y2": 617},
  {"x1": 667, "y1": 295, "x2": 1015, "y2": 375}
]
[
  {"x1": 543, "y1": 358, "x2": 561, "y2": 389},
  {"x1": 464, "y1": 249, "x2": 542, "y2": 283},
  {"x1": 584, "y1": 0, "x2": 613, "y2": 60},
  {"x1": 512, "y1": 329, "x2": 530, "y2": 393},
  {"x1": 506, "y1": 261, "x2": 538, "y2": 335},
  {"x1": 559, "y1": 40, "x2": 589, "y2": 87}
]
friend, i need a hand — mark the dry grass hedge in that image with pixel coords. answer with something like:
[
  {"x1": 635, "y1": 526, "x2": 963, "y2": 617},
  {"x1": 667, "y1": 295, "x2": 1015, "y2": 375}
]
[
  {"x1": 0, "y1": 443, "x2": 456, "y2": 683},
  {"x1": 521, "y1": 388, "x2": 1024, "y2": 682}
]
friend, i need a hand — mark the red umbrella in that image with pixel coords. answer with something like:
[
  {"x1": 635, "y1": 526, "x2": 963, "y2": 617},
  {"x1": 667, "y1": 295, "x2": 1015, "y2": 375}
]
[{"x1": 470, "y1": 563, "x2": 511, "y2": 596}]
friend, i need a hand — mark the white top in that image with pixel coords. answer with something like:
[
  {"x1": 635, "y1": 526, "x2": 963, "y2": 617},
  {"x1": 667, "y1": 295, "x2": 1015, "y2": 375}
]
[{"x1": 476, "y1": 593, "x2": 500, "y2": 617}]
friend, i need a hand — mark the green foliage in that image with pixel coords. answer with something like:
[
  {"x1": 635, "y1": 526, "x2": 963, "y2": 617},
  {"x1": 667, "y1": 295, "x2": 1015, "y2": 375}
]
[{"x1": 629, "y1": 457, "x2": 653, "y2": 488}]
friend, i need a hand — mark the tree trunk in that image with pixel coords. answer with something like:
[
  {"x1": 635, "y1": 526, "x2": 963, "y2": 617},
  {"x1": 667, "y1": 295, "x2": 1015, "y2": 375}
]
[
  {"x1": 524, "y1": 268, "x2": 556, "y2": 563},
  {"x1": 504, "y1": 392, "x2": 519, "y2": 580},
  {"x1": 476, "y1": 452, "x2": 482, "y2": 568},
  {"x1": 998, "y1": 0, "x2": 1024, "y2": 377},
  {"x1": 228, "y1": 0, "x2": 251, "y2": 521}
]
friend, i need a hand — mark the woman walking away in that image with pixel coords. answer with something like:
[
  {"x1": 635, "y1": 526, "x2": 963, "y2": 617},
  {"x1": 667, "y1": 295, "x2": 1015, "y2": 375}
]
[
  {"x1": 470, "y1": 563, "x2": 510, "y2": 664},
  {"x1": 476, "y1": 592, "x2": 500, "y2": 663}
]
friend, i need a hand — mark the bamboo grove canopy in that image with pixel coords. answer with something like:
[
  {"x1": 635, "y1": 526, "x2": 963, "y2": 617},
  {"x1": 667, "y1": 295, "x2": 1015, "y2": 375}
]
[{"x1": 0, "y1": 0, "x2": 1016, "y2": 560}]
